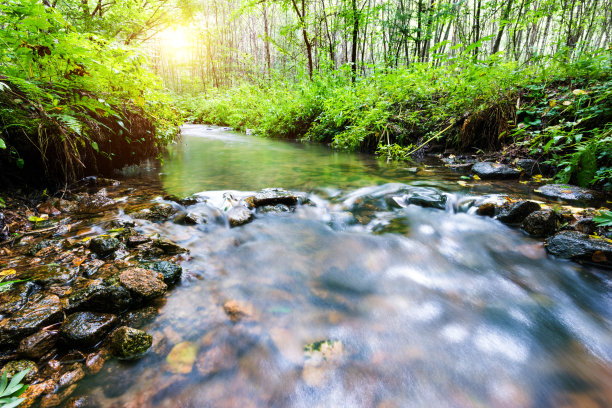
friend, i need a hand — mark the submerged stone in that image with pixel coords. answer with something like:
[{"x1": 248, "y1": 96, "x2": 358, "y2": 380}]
[
  {"x1": 110, "y1": 326, "x2": 152, "y2": 359},
  {"x1": 146, "y1": 261, "x2": 182, "y2": 285},
  {"x1": 249, "y1": 188, "x2": 298, "y2": 207},
  {"x1": 166, "y1": 341, "x2": 198, "y2": 374},
  {"x1": 535, "y1": 184, "x2": 603, "y2": 205},
  {"x1": 497, "y1": 201, "x2": 541, "y2": 224},
  {"x1": 89, "y1": 236, "x2": 121, "y2": 257},
  {"x1": 60, "y1": 312, "x2": 117, "y2": 347},
  {"x1": 0, "y1": 295, "x2": 63, "y2": 346},
  {"x1": 119, "y1": 267, "x2": 167, "y2": 300},
  {"x1": 472, "y1": 162, "x2": 521, "y2": 179}
]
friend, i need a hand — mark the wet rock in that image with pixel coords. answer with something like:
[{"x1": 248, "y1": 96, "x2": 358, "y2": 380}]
[
  {"x1": 0, "y1": 281, "x2": 36, "y2": 315},
  {"x1": 173, "y1": 211, "x2": 204, "y2": 225},
  {"x1": 535, "y1": 184, "x2": 603, "y2": 205},
  {"x1": 476, "y1": 202, "x2": 497, "y2": 217},
  {"x1": 60, "y1": 312, "x2": 117, "y2": 347},
  {"x1": 37, "y1": 202, "x2": 61, "y2": 217},
  {"x1": 146, "y1": 261, "x2": 182, "y2": 285},
  {"x1": 166, "y1": 341, "x2": 197, "y2": 374},
  {"x1": 516, "y1": 158, "x2": 553, "y2": 176},
  {"x1": 119, "y1": 267, "x2": 167, "y2": 300},
  {"x1": 522, "y1": 210, "x2": 559, "y2": 237},
  {"x1": 195, "y1": 344, "x2": 236, "y2": 377},
  {"x1": 497, "y1": 201, "x2": 541, "y2": 224},
  {"x1": 0, "y1": 212, "x2": 7, "y2": 241},
  {"x1": 302, "y1": 340, "x2": 344, "y2": 387},
  {"x1": 130, "y1": 203, "x2": 177, "y2": 222},
  {"x1": 66, "y1": 279, "x2": 132, "y2": 313},
  {"x1": 26, "y1": 239, "x2": 56, "y2": 256},
  {"x1": 0, "y1": 359, "x2": 38, "y2": 382},
  {"x1": 19, "y1": 380, "x2": 56, "y2": 407},
  {"x1": 39, "y1": 394, "x2": 61, "y2": 408},
  {"x1": 257, "y1": 204, "x2": 292, "y2": 214},
  {"x1": 227, "y1": 206, "x2": 253, "y2": 227},
  {"x1": 20, "y1": 264, "x2": 78, "y2": 286},
  {"x1": 120, "y1": 306, "x2": 158, "y2": 328},
  {"x1": 472, "y1": 162, "x2": 521, "y2": 179},
  {"x1": 0, "y1": 295, "x2": 63, "y2": 346},
  {"x1": 64, "y1": 396, "x2": 98, "y2": 408},
  {"x1": 85, "y1": 352, "x2": 105, "y2": 374},
  {"x1": 54, "y1": 199, "x2": 77, "y2": 213},
  {"x1": 248, "y1": 188, "x2": 298, "y2": 207},
  {"x1": 18, "y1": 330, "x2": 58, "y2": 358},
  {"x1": 77, "y1": 189, "x2": 117, "y2": 214},
  {"x1": 164, "y1": 194, "x2": 202, "y2": 207},
  {"x1": 88, "y1": 236, "x2": 121, "y2": 257},
  {"x1": 391, "y1": 187, "x2": 447, "y2": 210},
  {"x1": 223, "y1": 300, "x2": 254, "y2": 322},
  {"x1": 546, "y1": 231, "x2": 612, "y2": 266},
  {"x1": 571, "y1": 218, "x2": 597, "y2": 235},
  {"x1": 152, "y1": 238, "x2": 188, "y2": 255},
  {"x1": 110, "y1": 326, "x2": 152, "y2": 359},
  {"x1": 126, "y1": 233, "x2": 151, "y2": 248},
  {"x1": 58, "y1": 365, "x2": 85, "y2": 388}
]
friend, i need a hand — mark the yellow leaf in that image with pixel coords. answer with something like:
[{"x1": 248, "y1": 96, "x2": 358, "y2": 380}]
[
  {"x1": 519, "y1": 181, "x2": 529, "y2": 184},
  {"x1": 572, "y1": 89, "x2": 587, "y2": 95},
  {"x1": 562, "y1": 101, "x2": 572, "y2": 106},
  {"x1": 0, "y1": 269, "x2": 16, "y2": 276},
  {"x1": 473, "y1": 175, "x2": 481, "y2": 181},
  {"x1": 457, "y1": 181, "x2": 469, "y2": 187},
  {"x1": 549, "y1": 100, "x2": 557, "y2": 107},
  {"x1": 534, "y1": 189, "x2": 542, "y2": 193}
]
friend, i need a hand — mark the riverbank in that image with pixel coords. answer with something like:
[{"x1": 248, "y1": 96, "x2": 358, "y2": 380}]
[{"x1": 1, "y1": 126, "x2": 611, "y2": 407}]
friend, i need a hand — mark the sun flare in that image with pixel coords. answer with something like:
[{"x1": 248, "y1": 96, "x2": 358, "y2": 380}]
[{"x1": 156, "y1": 26, "x2": 194, "y2": 62}]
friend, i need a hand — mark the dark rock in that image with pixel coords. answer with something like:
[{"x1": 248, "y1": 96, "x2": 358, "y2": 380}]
[
  {"x1": 0, "y1": 295, "x2": 63, "y2": 346},
  {"x1": 497, "y1": 201, "x2": 541, "y2": 224},
  {"x1": 119, "y1": 268, "x2": 167, "y2": 300},
  {"x1": 18, "y1": 330, "x2": 58, "y2": 358},
  {"x1": 535, "y1": 184, "x2": 603, "y2": 205},
  {"x1": 391, "y1": 187, "x2": 447, "y2": 210},
  {"x1": 476, "y1": 203, "x2": 497, "y2": 217},
  {"x1": 89, "y1": 236, "x2": 121, "y2": 257},
  {"x1": 571, "y1": 218, "x2": 598, "y2": 235},
  {"x1": 64, "y1": 396, "x2": 98, "y2": 408},
  {"x1": 152, "y1": 238, "x2": 188, "y2": 255},
  {"x1": 516, "y1": 159, "x2": 553, "y2": 177},
  {"x1": 20, "y1": 264, "x2": 78, "y2": 286},
  {"x1": 110, "y1": 326, "x2": 152, "y2": 359},
  {"x1": 228, "y1": 206, "x2": 254, "y2": 227},
  {"x1": 257, "y1": 204, "x2": 292, "y2": 214},
  {"x1": 522, "y1": 210, "x2": 559, "y2": 237},
  {"x1": 130, "y1": 203, "x2": 177, "y2": 222},
  {"x1": 146, "y1": 261, "x2": 182, "y2": 285},
  {"x1": 120, "y1": 306, "x2": 158, "y2": 329},
  {"x1": 26, "y1": 239, "x2": 56, "y2": 256},
  {"x1": 0, "y1": 281, "x2": 36, "y2": 315},
  {"x1": 164, "y1": 194, "x2": 202, "y2": 207},
  {"x1": 60, "y1": 312, "x2": 117, "y2": 347},
  {"x1": 66, "y1": 280, "x2": 132, "y2": 313},
  {"x1": 54, "y1": 199, "x2": 78, "y2": 213},
  {"x1": 0, "y1": 212, "x2": 7, "y2": 241},
  {"x1": 173, "y1": 211, "x2": 203, "y2": 225},
  {"x1": 546, "y1": 231, "x2": 612, "y2": 266},
  {"x1": 249, "y1": 188, "x2": 298, "y2": 207},
  {"x1": 85, "y1": 352, "x2": 105, "y2": 374},
  {"x1": 77, "y1": 189, "x2": 117, "y2": 214},
  {"x1": 126, "y1": 234, "x2": 151, "y2": 248},
  {"x1": 472, "y1": 162, "x2": 521, "y2": 179},
  {"x1": 0, "y1": 359, "x2": 38, "y2": 382}
]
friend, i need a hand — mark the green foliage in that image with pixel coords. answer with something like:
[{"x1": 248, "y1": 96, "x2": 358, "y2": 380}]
[
  {"x1": 375, "y1": 143, "x2": 414, "y2": 161},
  {"x1": 0, "y1": 368, "x2": 29, "y2": 408},
  {"x1": 593, "y1": 210, "x2": 612, "y2": 227}
]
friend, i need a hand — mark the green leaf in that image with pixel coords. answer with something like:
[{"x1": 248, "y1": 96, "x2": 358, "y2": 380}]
[
  {"x1": 0, "y1": 370, "x2": 8, "y2": 395},
  {"x1": 16, "y1": 159, "x2": 24, "y2": 169},
  {"x1": 4, "y1": 368, "x2": 29, "y2": 396},
  {"x1": 91, "y1": 142, "x2": 99, "y2": 152},
  {"x1": 0, "y1": 397, "x2": 26, "y2": 408},
  {"x1": 593, "y1": 210, "x2": 612, "y2": 227},
  {"x1": 0, "y1": 138, "x2": 5, "y2": 149}
]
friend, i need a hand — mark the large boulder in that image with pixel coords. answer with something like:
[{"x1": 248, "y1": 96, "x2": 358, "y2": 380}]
[
  {"x1": 109, "y1": 326, "x2": 152, "y2": 360},
  {"x1": 0, "y1": 295, "x2": 63, "y2": 346},
  {"x1": 60, "y1": 312, "x2": 117, "y2": 347},
  {"x1": 0, "y1": 360, "x2": 38, "y2": 382},
  {"x1": 472, "y1": 162, "x2": 521, "y2": 179},
  {"x1": 535, "y1": 184, "x2": 603, "y2": 206},
  {"x1": 497, "y1": 201, "x2": 541, "y2": 224},
  {"x1": 546, "y1": 231, "x2": 612, "y2": 267}
]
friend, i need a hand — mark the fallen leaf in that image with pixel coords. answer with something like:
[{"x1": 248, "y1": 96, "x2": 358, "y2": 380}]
[
  {"x1": 473, "y1": 175, "x2": 481, "y2": 181},
  {"x1": 592, "y1": 251, "x2": 607, "y2": 263},
  {"x1": 166, "y1": 341, "x2": 198, "y2": 374}
]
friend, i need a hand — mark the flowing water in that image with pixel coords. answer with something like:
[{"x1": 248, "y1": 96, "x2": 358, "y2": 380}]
[{"x1": 77, "y1": 125, "x2": 612, "y2": 407}]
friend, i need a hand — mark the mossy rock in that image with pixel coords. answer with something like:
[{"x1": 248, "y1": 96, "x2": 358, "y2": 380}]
[{"x1": 110, "y1": 326, "x2": 152, "y2": 360}]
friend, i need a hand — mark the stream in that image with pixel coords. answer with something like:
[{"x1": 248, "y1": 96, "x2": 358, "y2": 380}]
[{"x1": 74, "y1": 125, "x2": 612, "y2": 407}]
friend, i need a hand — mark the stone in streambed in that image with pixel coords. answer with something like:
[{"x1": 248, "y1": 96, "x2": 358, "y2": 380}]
[
  {"x1": 195, "y1": 344, "x2": 236, "y2": 377},
  {"x1": 89, "y1": 236, "x2": 121, "y2": 257},
  {"x1": 66, "y1": 279, "x2": 132, "y2": 313},
  {"x1": 145, "y1": 261, "x2": 182, "y2": 285},
  {"x1": 257, "y1": 204, "x2": 292, "y2": 214},
  {"x1": 18, "y1": 330, "x2": 58, "y2": 358},
  {"x1": 166, "y1": 341, "x2": 198, "y2": 374},
  {"x1": 472, "y1": 162, "x2": 521, "y2": 179},
  {"x1": 60, "y1": 312, "x2": 117, "y2": 347},
  {"x1": 19, "y1": 264, "x2": 78, "y2": 286},
  {"x1": 119, "y1": 306, "x2": 158, "y2": 328},
  {"x1": 497, "y1": 201, "x2": 541, "y2": 224},
  {"x1": 0, "y1": 359, "x2": 38, "y2": 382},
  {"x1": 247, "y1": 188, "x2": 298, "y2": 207},
  {"x1": 173, "y1": 211, "x2": 204, "y2": 225},
  {"x1": 227, "y1": 206, "x2": 253, "y2": 227},
  {"x1": 152, "y1": 238, "x2": 188, "y2": 255},
  {"x1": 476, "y1": 202, "x2": 497, "y2": 217},
  {"x1": 546, "y1": 231, "x2": 612, "y2": 266},
  {"x1": 119, "y1": 267, "x2": 167, "y2": 300},
  {"x1": 0, "y1": 295, "x2": 63, "y2": 346},
  {"x1": 130, "y1": 203, "x2": 177, "y2": 222},
  {"x1": 522, "y1": 210, "x2": 559, "y2": 237},
  {"x1": 0, "y1": 281, "x2": 36, "y2": 315},
  {"x1": 77, "y1": 189, "x2": 117, "y2": 214},
  {"x1": 58, "y1": 365, "x2": 85, "y2": 388},
  {"x1": 535, "y1": 184, "x2": 603, "y2": 206},
  {"x1": 110, "y1": 326, "x2": 152, "y2": 360}
]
